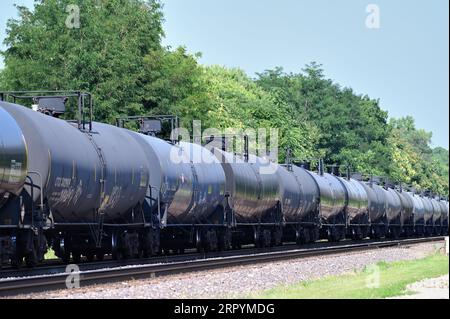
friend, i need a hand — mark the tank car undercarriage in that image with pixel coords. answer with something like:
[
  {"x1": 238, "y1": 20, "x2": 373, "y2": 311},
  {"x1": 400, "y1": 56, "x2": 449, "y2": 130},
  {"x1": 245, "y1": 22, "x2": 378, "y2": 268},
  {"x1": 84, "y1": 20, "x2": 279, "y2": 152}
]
[{"x1": 0, "y1": 181, "x2": 448, "y2": 268}]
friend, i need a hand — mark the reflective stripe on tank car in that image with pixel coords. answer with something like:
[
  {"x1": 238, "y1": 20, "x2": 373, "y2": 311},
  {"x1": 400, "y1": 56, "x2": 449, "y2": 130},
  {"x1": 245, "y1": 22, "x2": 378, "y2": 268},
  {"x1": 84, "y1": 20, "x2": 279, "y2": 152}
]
[
  {"x1": 140, "y1": 166, "x2": 148, "y2": 188},
  {"x1": 46, "y1": 149, "x2": 52, "y2": 188},
  {"x1": 7, "y1": 160, "x2": 22, "y2": 184},
  {"x1": 72, "y1": 160, "x2": 76, "y2": 180}
]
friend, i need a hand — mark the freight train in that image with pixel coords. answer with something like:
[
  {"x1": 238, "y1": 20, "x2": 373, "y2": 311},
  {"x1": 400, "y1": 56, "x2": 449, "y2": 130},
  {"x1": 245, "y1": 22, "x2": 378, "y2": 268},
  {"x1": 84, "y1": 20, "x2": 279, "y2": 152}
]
[{"x1": 0, "y1": 91, "x2": 448, "y2": 268}]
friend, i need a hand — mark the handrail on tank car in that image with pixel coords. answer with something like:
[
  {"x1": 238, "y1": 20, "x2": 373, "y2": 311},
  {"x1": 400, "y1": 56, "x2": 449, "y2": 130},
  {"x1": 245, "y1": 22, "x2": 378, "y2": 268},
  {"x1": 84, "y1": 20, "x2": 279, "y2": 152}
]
[
  {"x1": 115, "y1": 115, "x2": 180, "y2": 144},
  {"x1": 283, "y1": 149, "x2": 325, "y2": 174},
  {"x1": 0, "y1": 90, "x2": 93, "y2": 131}
]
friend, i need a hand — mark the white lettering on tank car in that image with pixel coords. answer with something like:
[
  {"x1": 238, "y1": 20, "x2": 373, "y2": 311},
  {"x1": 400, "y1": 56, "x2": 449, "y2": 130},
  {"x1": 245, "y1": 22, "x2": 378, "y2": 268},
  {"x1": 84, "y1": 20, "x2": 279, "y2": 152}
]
[
  {"x1": 50, "y1": 180, "x2": 83, "y2": 207},
  {"x1": 99, "y1": 186, "x2": 122, "y2": 211},
  {"x1": 8, "y1": 160, "x2": 22, "y2": 183},
  {"x1": 55, "y1": 177, "x2": 72, "y2": 188}
]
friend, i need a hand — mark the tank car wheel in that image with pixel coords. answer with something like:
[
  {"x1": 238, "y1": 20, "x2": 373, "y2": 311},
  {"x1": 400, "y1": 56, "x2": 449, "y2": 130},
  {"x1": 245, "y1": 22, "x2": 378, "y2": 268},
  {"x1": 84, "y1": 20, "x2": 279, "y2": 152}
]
[
  {"x1": 372, "y1": 226, "x2": 381, "y2": 239},
  {"x1": 262, "y1": 230, "x2": 272, "y2": 248},
  {"x1": 309, "y1": 228, "x2": 319, "y2": 243},
  {"x1": 112, "y1": 249, "x2": 123, "y2": 260},
  {"x1": 96, "y1": 253, "x2": 104, "y2": 261},
  {"x1": 141, "y1": 234, "x2": 153, "y2": 258},
  {"x1": 415, "y1": 226, "x2": 424, "y2": 238},
  {"x1": 218, "y1": 229, "x2": 232, "y2": 251},
  {"x1": 205, "y1": 229, "x2": 218, "y2": 252},
  {"x1": 231, "y1": 234, "x2": 242, "y2": 250},
  {"x1": 86, "y1": 252, "x2": 95, "y2": 262},
  {"x1": 361, "y1": 227, "x2": 369, "y2": 239},
  {"x1": 295, "y1": 228, "x2": 302, "y2": 245},
  {"x1": 351, "y1": 227, "x2": 363, "y2": 241},
  {"x1": 25, "y1": 236, "x2": 40, "y2": 268},
  {"x1": 195, "y1": 229, "x2": 205, "y2": 253},
  {"x1": 25, "y1": 251, "x2": 38, "y2": 268},
  {"x1": 254, "y1": 229, "x2": 262, "y2": 249},
  {"x1": 272, "y1": 228, "x2": 283, "y2": 246},
  {"x1": 350, "y1": 227, "x2": 357, "y2": 240},
  {"x1": 434, "y1": 227, "x2": 441, "y2": 236},
  {"x1": 390, "y1": 227, "x2": 400, "y2": 239},
  {"x1": 57, "y1": 237, "x2": 71, "y2": 263},
  {"x1": 302, "y1": 228, "x2": 311, "y2": 244},
  {"x1": 111, "y1": 232, "x2": 123, "y2": 260},
  {"x1": 327, "y1": 227, "x2": 340, "y2": 242},
  {"x1": 10, "y1": 235, "x2": 23, "y2": 269},
  {"x1": 72, "y1": 251, "x2": 82, "y2": 264},
  {"x1": 141, "y1": 229, "x2": 160, "y2": 258},
  {"x1": 379, "y1": 226, "x2": 387, "y2": 239},
  {"x1": 329, "y1": 227, "x2": 345, "y2": 242},
  {"x1": 10, "y1": 252, "x2": 23, "y2": 269}
]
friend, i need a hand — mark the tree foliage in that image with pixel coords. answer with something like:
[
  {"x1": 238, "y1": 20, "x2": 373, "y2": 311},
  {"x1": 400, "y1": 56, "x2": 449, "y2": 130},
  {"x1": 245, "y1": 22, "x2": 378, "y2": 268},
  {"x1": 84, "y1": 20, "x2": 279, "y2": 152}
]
[
  {"x1": 1, "y1": 0, "x2": 164, "y2": 122},
  {"x1": 256, "y1": 64, "x2": 391, "y2": 176},
  {"x1": 0, "y1": 1, "x2": 448, "y2": 196},
  {"x1": 174, "y1": 65, "x2": 321, "y2": 161},
  {"x1": 388, "y1": 117, "x2": 448, "y2": 195}
]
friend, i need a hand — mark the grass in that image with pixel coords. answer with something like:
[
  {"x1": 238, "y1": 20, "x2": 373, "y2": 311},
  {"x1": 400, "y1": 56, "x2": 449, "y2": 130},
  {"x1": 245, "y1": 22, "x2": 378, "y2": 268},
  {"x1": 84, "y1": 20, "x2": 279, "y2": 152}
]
[{"x1": 250, "y1": 254, "x2": 449, "y2": 299}]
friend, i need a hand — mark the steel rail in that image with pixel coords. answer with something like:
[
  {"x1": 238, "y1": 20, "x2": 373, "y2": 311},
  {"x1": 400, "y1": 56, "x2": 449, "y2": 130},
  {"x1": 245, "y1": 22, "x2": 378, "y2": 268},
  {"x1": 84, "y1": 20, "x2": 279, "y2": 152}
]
[
  {"x1": 0, "y1": 237, "x2": 401, "y2": 278},
  {"x1": 0, "y1": 236, "x2": 445, "y2": 297}
]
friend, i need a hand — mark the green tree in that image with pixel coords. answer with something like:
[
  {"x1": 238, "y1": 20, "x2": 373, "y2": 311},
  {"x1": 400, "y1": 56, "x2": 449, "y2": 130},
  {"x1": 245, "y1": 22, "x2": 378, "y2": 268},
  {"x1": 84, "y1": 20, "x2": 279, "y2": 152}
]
[
  {"x1": 388, "y1": 117, "x2": 448, "y2": 195},
  {"x1": 432, "y1": 147, "x2": 449, "y2": 196},
  {"x1": 256, "y1": 63, "x2": 391, "y2": 175},
  {"x1": 1, "y1": 0, "x2": 164, "y2": 122},
  {"x1": 140, "y1": 47, "x2": 203, "y2": 115},
  {"x1": 175, "y1": 65, "x2": 321, "y2": 161}
]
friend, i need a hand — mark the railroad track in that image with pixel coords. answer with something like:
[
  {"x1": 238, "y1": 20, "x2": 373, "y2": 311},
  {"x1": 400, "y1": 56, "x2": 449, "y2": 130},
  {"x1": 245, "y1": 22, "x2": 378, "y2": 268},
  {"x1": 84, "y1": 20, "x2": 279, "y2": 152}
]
[
  {"x1": 0, "y1": 236, "x2": 445, "y2": 297},
  {"x1": 0, "y1": 237, "x2": 399, "y2": 278}
]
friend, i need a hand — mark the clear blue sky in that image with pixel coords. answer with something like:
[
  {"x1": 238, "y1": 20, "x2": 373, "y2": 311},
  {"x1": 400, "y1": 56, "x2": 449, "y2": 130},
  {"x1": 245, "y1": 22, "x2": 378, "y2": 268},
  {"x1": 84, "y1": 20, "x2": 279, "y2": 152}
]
[{"x1": 1, "y1": 0, "x2": 448, "y2": 149}]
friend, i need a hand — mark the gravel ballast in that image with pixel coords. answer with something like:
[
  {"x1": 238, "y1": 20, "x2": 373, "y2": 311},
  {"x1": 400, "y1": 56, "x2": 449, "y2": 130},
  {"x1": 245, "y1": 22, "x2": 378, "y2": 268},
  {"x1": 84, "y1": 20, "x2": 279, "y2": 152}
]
[{"x1": 9, "y1": 241, "x2": 447, "y2": 299}]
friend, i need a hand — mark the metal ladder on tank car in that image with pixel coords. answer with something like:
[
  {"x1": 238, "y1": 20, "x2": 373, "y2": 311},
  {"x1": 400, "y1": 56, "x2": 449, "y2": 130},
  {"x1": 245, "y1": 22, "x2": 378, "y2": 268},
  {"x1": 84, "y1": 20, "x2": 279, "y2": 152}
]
[{"x1": 84, "y1": 132, "x2": 107, "y2": 248}]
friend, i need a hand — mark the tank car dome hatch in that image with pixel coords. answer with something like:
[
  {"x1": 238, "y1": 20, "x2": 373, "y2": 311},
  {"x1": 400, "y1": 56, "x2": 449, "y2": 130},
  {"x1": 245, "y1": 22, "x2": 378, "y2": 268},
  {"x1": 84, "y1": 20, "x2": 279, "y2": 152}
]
[
  {"x1": 34, "y1": 96, "x2": 67, "y2": 117},
  {"x1": 139, "y1": 119, "x2": 162, "y2": 136}
]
